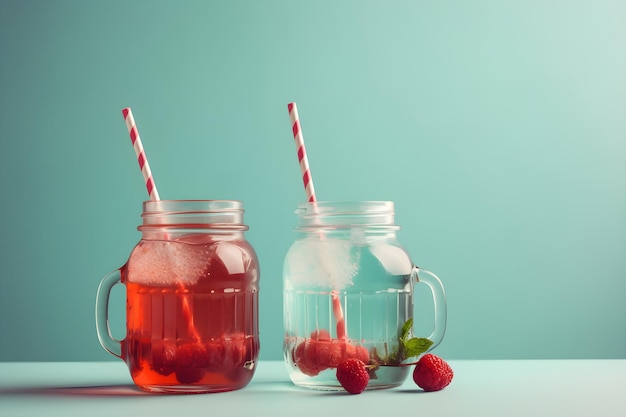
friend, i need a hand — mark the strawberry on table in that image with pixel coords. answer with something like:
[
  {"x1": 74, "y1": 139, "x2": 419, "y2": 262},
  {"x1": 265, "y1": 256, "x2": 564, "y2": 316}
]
[{"x1": 412, "y1": 353, "x2": 454, "y2": 392}]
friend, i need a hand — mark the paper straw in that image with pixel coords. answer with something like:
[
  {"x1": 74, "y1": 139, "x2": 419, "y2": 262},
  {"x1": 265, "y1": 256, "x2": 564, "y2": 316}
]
[
  {"x1": 122, "y1": 108, "x2": 160, "y2": 201},
  {"x1": 287, "y1": 102, "x2": 346, "y2": 339},
  {"x1": 121, "y1": 107, "x2": 200, "y2": 341},
  {"x1": 288, "y1": 103, "x2": 316, "y2": 203}
]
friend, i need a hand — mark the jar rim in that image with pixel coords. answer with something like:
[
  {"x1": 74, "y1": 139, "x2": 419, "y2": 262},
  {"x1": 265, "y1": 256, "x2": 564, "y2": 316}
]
[
  {"x1": 142, "y1": 199, "x2": 243, "y2": 213},
  {"x1": 295, "y1": 200, "x2": 398, "y2": 230},
  {"x1": 296, "y1": 200, "x2": 394, "y2": 212},
  {"x1": 140, "y1": 200, "x2": 247, "y2": 230}
]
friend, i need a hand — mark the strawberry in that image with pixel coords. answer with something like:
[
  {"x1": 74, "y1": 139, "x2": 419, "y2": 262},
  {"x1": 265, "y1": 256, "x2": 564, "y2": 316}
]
[
  {"x1": 204, "y1": 339, "x2": 227, "y2": 372},
  {"x1": 222, "y1": 333, "x2": 246, "y2": 368},
  {"x1": 343, "y1": 342, "x2": 370, "y2": 364},
  {"x1": 174, "y1": 342, "x2": 208, "y2": 384},
  {"x1": 310, "y1": 329, "x2": 332, "y2": 341},
  {"x1": 225, "y1": 334, "x2": 258, "y2": 382},
  {"x1": 336, "y1": 358, "x2": 369, "y2": 394},
  {"x1": 294, "y1": 341, "x2": 324, "y2": 376},
  {"x1": 176, "y1": 342, "x2": 210, "y2": 368},
  {"x1": 313, "y1": 339, "x2": 344, "y2": 368},
  {"x1": 412, "y1": 353, "x2": 453, "y2": 392},
  {"x1": 175, "y1": 366, "x2": 205, "y2": 384},
  {"x1": 151, "y1": 341, "x2": 176, "y2": 376},
  {"x1": 293, "y1": 330, "x2": 371, "y2": 377}
]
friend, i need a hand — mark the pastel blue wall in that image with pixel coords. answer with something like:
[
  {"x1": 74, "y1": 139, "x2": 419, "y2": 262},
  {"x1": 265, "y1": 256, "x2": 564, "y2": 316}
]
[{"x1": 1, "y1": 0, "x2": 624, "y2": 361}]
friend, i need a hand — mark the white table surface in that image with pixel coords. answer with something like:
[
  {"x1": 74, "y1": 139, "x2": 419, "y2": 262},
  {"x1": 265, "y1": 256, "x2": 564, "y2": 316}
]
[{"x1": 0, "y1": 360, "x2": 624, "y2": 417}]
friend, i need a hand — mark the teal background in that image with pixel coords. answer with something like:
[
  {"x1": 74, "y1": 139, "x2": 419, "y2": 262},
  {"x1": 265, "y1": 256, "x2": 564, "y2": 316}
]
[{"x1": 1, "y1": 0, "x2": 624, "y2": 362}]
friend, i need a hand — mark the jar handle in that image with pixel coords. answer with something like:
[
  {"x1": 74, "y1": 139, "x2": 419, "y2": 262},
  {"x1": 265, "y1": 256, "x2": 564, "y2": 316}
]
[
  {"x1": 411, "y1": 266, "x2": 447, "y2": 351},
  {"x1": 95, "y1": 269, "x2": 123, "y2": 358}
]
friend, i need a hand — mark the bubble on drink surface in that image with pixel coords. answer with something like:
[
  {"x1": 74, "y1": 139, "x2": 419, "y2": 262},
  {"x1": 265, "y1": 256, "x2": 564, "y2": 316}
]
[
  {"x1": 284, "y1": 237, "x2": 360, "y2": 289},
  {"x1": 128, "y1": 239, "x2": 213, "y2": 286}
]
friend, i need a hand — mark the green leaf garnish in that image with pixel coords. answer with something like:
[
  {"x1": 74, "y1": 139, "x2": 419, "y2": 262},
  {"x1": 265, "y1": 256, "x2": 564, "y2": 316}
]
[
  {"x1": 402, "y1": 337, "x2": 433, "y2": 358},
  {"x1": 373, "y1": 319, "x2": 433, "y2": 365},
  {"x1": 400, "y1": 318, "x2": 413, "y2": 341}
]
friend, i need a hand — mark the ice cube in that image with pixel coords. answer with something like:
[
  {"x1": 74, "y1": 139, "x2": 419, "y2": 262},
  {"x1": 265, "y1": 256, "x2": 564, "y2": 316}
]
[
  {"x1": 369, "y1": 242, "x2": 413, "y2": 276},
  {"x1": 215, "y1": 241, "x2": 252, "y2": 275}
]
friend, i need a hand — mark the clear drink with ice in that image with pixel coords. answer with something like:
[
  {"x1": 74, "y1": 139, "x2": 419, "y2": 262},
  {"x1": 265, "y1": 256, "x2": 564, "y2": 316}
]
[
  {"x1": 96, "y1": 200, "x2": 259, "y2": 393},
  {"x1": 283, "y1": 201, "x2": 447, "y2": 390}
]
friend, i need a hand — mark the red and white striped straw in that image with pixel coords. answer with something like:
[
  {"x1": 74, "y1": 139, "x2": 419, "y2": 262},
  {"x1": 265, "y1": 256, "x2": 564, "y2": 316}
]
[
  {"x1": 288, "y1": 102, "x2": 316, "y2": 203},
  {"x1": 287, "y1": 102, "x2": 347, "y2": 340},
  {"x1": 121, "y1": 107, "x2": 200, "y2": 341},
  {"x1": 122, "y1": 108, "x2": 160, "y2": 201}
]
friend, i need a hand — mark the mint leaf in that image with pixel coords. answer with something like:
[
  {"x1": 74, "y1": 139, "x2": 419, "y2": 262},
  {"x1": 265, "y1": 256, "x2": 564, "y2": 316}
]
[
  {"x1": 400, "y1": 318, "x2": 413, "y2": 341},
  {"x1": 373, "y1": 319, "x2": 432, "y2": 365},
  {"x1": 403, "y1": 337, "x2": 433, "y2": 358}
]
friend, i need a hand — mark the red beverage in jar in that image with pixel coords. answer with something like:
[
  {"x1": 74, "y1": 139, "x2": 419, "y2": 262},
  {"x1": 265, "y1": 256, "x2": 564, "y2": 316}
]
[
  {"x1": 96, "y1": 201, "x2": 260, "y2": 394},
  {"x1": 124, "y1": 236, "x2": 259, "y2": 392}
]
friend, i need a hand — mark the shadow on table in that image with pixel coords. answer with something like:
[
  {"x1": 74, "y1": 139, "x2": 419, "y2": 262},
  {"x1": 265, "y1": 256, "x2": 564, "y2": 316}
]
[
  {"x1": 393, "y1": 388, "x2": 430, "y2": 394},
  {"x1": 0, "y1": 381, "x2": 317, "y2": 397},
  {"x1": 0, "y1": 384, "x2": 150, "y2": 397},
  {"x1": 244, "y1": 380, "x2": 428, "y2": 396},
  {"x1": 0, "y1": 381, "x2": 430, "y2": 397}
]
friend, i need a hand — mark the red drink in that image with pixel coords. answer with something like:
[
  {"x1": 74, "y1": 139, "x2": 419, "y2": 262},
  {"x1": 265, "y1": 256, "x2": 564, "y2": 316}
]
[
  {"x1": 122, "y1": 235, "x2": 259, "y2": 393},
  {"x1": 96, "y1": 200, "x2": 259, "y2": 393}
]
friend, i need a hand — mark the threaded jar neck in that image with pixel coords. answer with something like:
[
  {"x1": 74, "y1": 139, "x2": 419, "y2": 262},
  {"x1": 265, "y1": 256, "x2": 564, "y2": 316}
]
[
  {"x1": 295, "y1": 201, "x2": 400, "y2": 233},
  {"x1": 138, "y1": 200, "x2": 248, "y2": 236}
]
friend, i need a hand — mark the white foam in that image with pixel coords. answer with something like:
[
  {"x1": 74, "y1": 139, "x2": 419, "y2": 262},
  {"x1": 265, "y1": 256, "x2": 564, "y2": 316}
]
[
  {"x1": 285, "y1": 237, "x2": 360, "y2": 289},
  {"x1": 128, "y1": 240, "x2": 211, "y2": 286}
]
